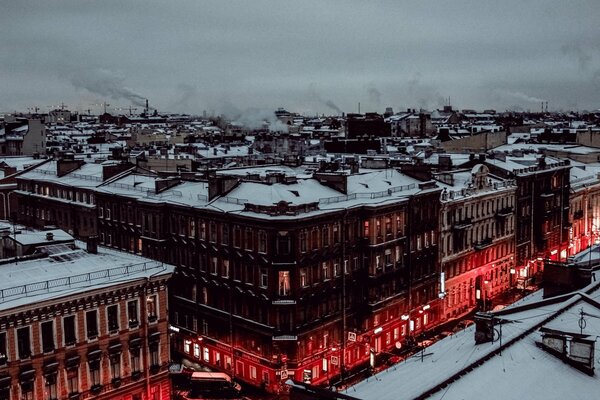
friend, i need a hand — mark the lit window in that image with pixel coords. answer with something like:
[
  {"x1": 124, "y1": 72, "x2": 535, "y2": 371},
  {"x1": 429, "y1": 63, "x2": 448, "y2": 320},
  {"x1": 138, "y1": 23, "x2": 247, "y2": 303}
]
[{"x1": 278, "y1": 271, "x2": 290, "y2": 296}]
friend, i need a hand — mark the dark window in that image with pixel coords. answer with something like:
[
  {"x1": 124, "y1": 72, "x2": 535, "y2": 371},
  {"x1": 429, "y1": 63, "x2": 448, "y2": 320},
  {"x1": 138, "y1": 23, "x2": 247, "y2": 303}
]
[
  {"x1": 110, "y1": 354, "x2": 121, "y2": 379},
  {"x1": 17, "y1": 326, "x2": 31, "y2": 359},
  {"x1": 0, "y1": 332, "x2": 6, "y2": 364},
  {"x1": 67, "y1": 367, "x2": 79, "y2": 395},
  {"x1": 41, "y1": 320, "x2": 55, "y2": 353},
  {"x1": 86, "y1": 310, "x2": 98, "y2": 339},
  {"x1": 107, "y1": 305, "x2": 119, "y2": 332},
  {"x1": 45, "y1": 373, "x2": 58, "y2": 400},
  {"x1": 277, "y1": 232, "x2": 290, "y2": 255},
  {"x1": 150, "y1": 344, "x2": 160, "y2": 368},
  {"x1": 130, "y1": 348, "x2": 141, "y2": 373},
  {"x1": 89, "y1": 360, "x2": 101, "y2": 386},
  {"x1": 64, "y1": 315, "x2": 77, "y2": 346},
  {"x1": 128, "y1": 300, "x2": 139, "y2": 328}
]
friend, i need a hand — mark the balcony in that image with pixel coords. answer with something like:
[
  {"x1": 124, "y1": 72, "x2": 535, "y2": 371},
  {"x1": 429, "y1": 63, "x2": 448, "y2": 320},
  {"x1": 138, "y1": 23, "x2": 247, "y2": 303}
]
[
  {"x1": 453, "y1": 218, "x2": 472, "y2": 230},
  {"x1": 495, "y1": 207, "x2": 514, "y2": 219},
  {"x1": 474, "y1": 237, "x2": 493, "y2": 250}
]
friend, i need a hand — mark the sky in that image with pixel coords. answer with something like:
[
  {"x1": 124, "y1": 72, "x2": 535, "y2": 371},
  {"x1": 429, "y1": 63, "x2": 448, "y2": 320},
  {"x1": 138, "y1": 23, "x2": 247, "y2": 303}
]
[{"x1": 1, "y1": 0, "x2": 600, "y2": 116}]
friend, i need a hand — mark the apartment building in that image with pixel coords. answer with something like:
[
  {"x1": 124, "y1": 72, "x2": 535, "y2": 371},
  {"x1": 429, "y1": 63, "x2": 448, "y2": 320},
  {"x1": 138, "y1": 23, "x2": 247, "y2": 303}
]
[{"x1": 0, "y1": 236, "x2": 174, "y2": 400}]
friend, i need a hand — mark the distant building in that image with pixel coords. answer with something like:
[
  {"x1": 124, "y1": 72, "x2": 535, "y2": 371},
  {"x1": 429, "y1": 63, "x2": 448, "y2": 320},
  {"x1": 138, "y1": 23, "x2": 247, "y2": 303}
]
[
  {"x1": 346, "y1": 113, "x2": 391, "y2": 138},
  {"x1": 0, "y1": 117, "x2": 46, "y2": 156},
  {"x1": 47, "y1": 109, "x2": 72, "y2": 124}
]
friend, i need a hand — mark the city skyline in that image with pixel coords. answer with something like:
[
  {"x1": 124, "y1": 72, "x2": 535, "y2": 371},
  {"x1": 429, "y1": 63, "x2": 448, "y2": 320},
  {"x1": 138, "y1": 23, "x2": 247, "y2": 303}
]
[{"x1": 2, "y1": 0, "x2": 600, "y2": 115}]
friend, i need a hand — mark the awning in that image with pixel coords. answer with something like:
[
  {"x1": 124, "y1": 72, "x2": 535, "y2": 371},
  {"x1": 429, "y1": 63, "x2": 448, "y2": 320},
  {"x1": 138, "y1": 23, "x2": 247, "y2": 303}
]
[
  {"x1": 65, "y1": 355, "x2": 80, "y2": 368},
  {"x1": 108, "y1": 343, "x2": 122, "y2": 354},
  {"x1": 87, "y1": 349, "x2": 102, "y2": 361}
]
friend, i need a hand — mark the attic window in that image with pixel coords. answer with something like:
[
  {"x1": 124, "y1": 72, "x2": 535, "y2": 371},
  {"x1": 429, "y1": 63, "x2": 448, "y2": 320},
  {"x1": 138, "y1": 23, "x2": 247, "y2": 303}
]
[{"x1": 288, "y1": 190, "x2": 300, "y2": 197}]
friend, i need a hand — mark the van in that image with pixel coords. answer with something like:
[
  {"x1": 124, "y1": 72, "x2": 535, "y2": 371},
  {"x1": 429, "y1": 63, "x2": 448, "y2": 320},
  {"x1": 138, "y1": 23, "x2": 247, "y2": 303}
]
[{"x1": 181, "y1": 371, "x2": 242, "y2": 399}]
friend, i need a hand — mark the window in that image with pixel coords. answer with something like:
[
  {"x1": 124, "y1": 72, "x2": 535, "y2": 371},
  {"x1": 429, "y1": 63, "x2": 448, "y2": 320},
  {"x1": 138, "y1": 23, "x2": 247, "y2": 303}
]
[
  {"x1": 363, "y1": 221, "x2": 370, "y2": 237},
  {"x1": 20, "y1": 382, "x2": 33, "y2": 400},
  {"x1": 86, "y1": 310, "x2": 98, "y2": 339},
  {"x1": 260, "y1": 268, "x2": 268, "y2": 288},
  {"x1": 322, "y1": 262, "x2": 330, "y2": 280},
  {"x1": 300, "y1": 268, "x2": 307, "y2": 287},
  {"x1": 221, "y1": 225, "x2": 229, "y2": 245},
  {"x1": 193, "y1": 343, "x2": 200, "y2": 358},
  {"x1": 130, "y1": 348, "x2": 141, "y2": 374},
  {"x1": 41, "y1": 320, "x2": 55, "y2": 353},
  {"x1": 277, "y1": 232, "x2": 290, "y2": 255},
  {"x1": 211, "y1": 257, "x2": 218, "y2": 275},
  {"x1": 128, "y1": 300, "x2": 139, "y2": 328},
  {"x1": 107, "y1": 305, "x2": 119, "y2": 332},
  {"x1": 209, "y1": 222, "x2": 217, "y2": 243},
  {"x1": 300, "y1": 231, "x2": 307, "y2": 253},
  {"x1": 0, "y1": 332, "x2": 6, "y2": 365},
  {"x1": 46, "y1": 373, "x2": 58, "y2": 400},
  {"x1": 106, "y1": 207, "x2": 111, "y2": 220},
  {"x1": 245, "y1": 229, "x2": 253, "y2": 250},
  {"x1": 203, "y1": 347, "x2": 210, "y2": 362},
  {"x1": 17, "y1": 326, "x2": 31, "y2": 359},
  {"x1": 67, "y1": 367, "x2": 79, "y2": 395},
  {"x1": 250, "y1": 365, "x2": 257, "y2": 380},
  {"x1": 233, "y1": 226, "x2": 241, "y2": 248},
  {"x1": 99, "y1": 207, "x2": 104, "y2": 218},
  {"x1": 150, "y1": 344, "x2": 160, "y2": 367},
  {"x1": 64, "y1": 315, "x2": 77, "y2": 346},
  {"x1": 278, "y1": 271, "x2": 290, "y2": 296},
  {"x1": 147, "y1": 295, "x2": 158, "y2": 322},
  {"x1": 222, "y1": 259, "x2": 230, "y2": 278},
  {"x1": 258, "y1": 231, "x2": 267, "y2": 253},
  {"x1": 110, "y1": 354, "x2": 121, "y2": 379},
  {"x1": 89, "y1": 360, "x2": 101, "y2": 387},
  {"x1": 322, "y1": 227, "x2": 329, "y2": 247}
]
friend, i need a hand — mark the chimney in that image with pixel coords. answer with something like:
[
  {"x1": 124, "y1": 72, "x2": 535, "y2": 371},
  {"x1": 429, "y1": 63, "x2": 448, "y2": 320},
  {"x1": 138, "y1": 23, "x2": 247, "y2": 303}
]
[
  {"x1": 208, "y1": 175, "x2": 240, "y2": 201},
  {"x1": 56, "y1": 156, "x2": 84, "y2": 177},
  {"x1": 87, "y1": 236, "x2": 98, "y2": 254},
  {"x1": 46, "y1": 232, "x2": 54, "y2": 241}
]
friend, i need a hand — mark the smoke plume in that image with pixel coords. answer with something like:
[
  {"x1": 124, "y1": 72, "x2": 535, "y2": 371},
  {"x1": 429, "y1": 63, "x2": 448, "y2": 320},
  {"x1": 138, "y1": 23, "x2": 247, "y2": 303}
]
[
  {"x1": 309, "y1": 84, "x2": 342, "y2": 115},
  {"x1": 219, "y1": 102, "x2": 289, "y2": 132},
  {"x1": 70, "y1": 68, "x2": 146, "y2": 107},
  {"x1": 494, "y1": 89, "x2": 545, "y2": 103}
]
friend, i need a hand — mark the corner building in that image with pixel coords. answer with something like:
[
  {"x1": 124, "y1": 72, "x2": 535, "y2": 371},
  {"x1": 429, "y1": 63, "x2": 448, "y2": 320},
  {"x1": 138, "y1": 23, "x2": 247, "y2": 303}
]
[{"x1": 92, "y1": 165, "x2": 440, "y2": 392}]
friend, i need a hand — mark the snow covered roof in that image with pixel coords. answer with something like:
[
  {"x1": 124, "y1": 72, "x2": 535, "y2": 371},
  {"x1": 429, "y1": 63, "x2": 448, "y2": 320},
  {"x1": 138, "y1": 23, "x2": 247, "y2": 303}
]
[
  {"x1": 19, "y1": 161, "x2": 104, "y2": 188},
  {"x1": 13, "y1": 229, "x2": 73, "y2": 246},
  {"x1": 348, "y1": 280, "x2": 600, "y2": 400},
  {"x1": 0, "y1": 242, "x2": 174, "y2": 312}
]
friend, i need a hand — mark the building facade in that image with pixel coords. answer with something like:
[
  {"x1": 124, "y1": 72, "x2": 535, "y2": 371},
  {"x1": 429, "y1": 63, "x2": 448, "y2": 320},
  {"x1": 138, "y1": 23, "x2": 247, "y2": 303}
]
[
  {"x1": 0, "y1": 237, "x2": 174, "y2": 400},
  {"x1": 436, "y1": 165, "x2": 516, "y2": 317}
]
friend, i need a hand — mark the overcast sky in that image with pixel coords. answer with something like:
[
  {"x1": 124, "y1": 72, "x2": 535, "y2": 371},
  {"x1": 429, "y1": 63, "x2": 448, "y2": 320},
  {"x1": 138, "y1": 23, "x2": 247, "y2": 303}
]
[{"x1": 1, "y1": 0, "x2": 599, "y2": 116}]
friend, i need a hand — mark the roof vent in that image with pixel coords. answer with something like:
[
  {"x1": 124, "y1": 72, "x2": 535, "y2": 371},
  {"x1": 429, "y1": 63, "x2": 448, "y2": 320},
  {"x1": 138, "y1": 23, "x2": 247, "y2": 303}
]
[{"x1": 46, "y1": 232, "x2": 54, "y2": 241}]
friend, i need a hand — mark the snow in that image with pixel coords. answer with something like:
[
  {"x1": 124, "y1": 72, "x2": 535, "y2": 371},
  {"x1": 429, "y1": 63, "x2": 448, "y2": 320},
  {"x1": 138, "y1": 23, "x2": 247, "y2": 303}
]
[
  {"x1": 0, "y1": 242, "x2": 174, "y2": 312},
  {"x1": 347, "y1": 282, "x2": 600, "y2": 400},
  {"x1": 13, "y1": 229, "x2": 73, "y2": 245}
]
